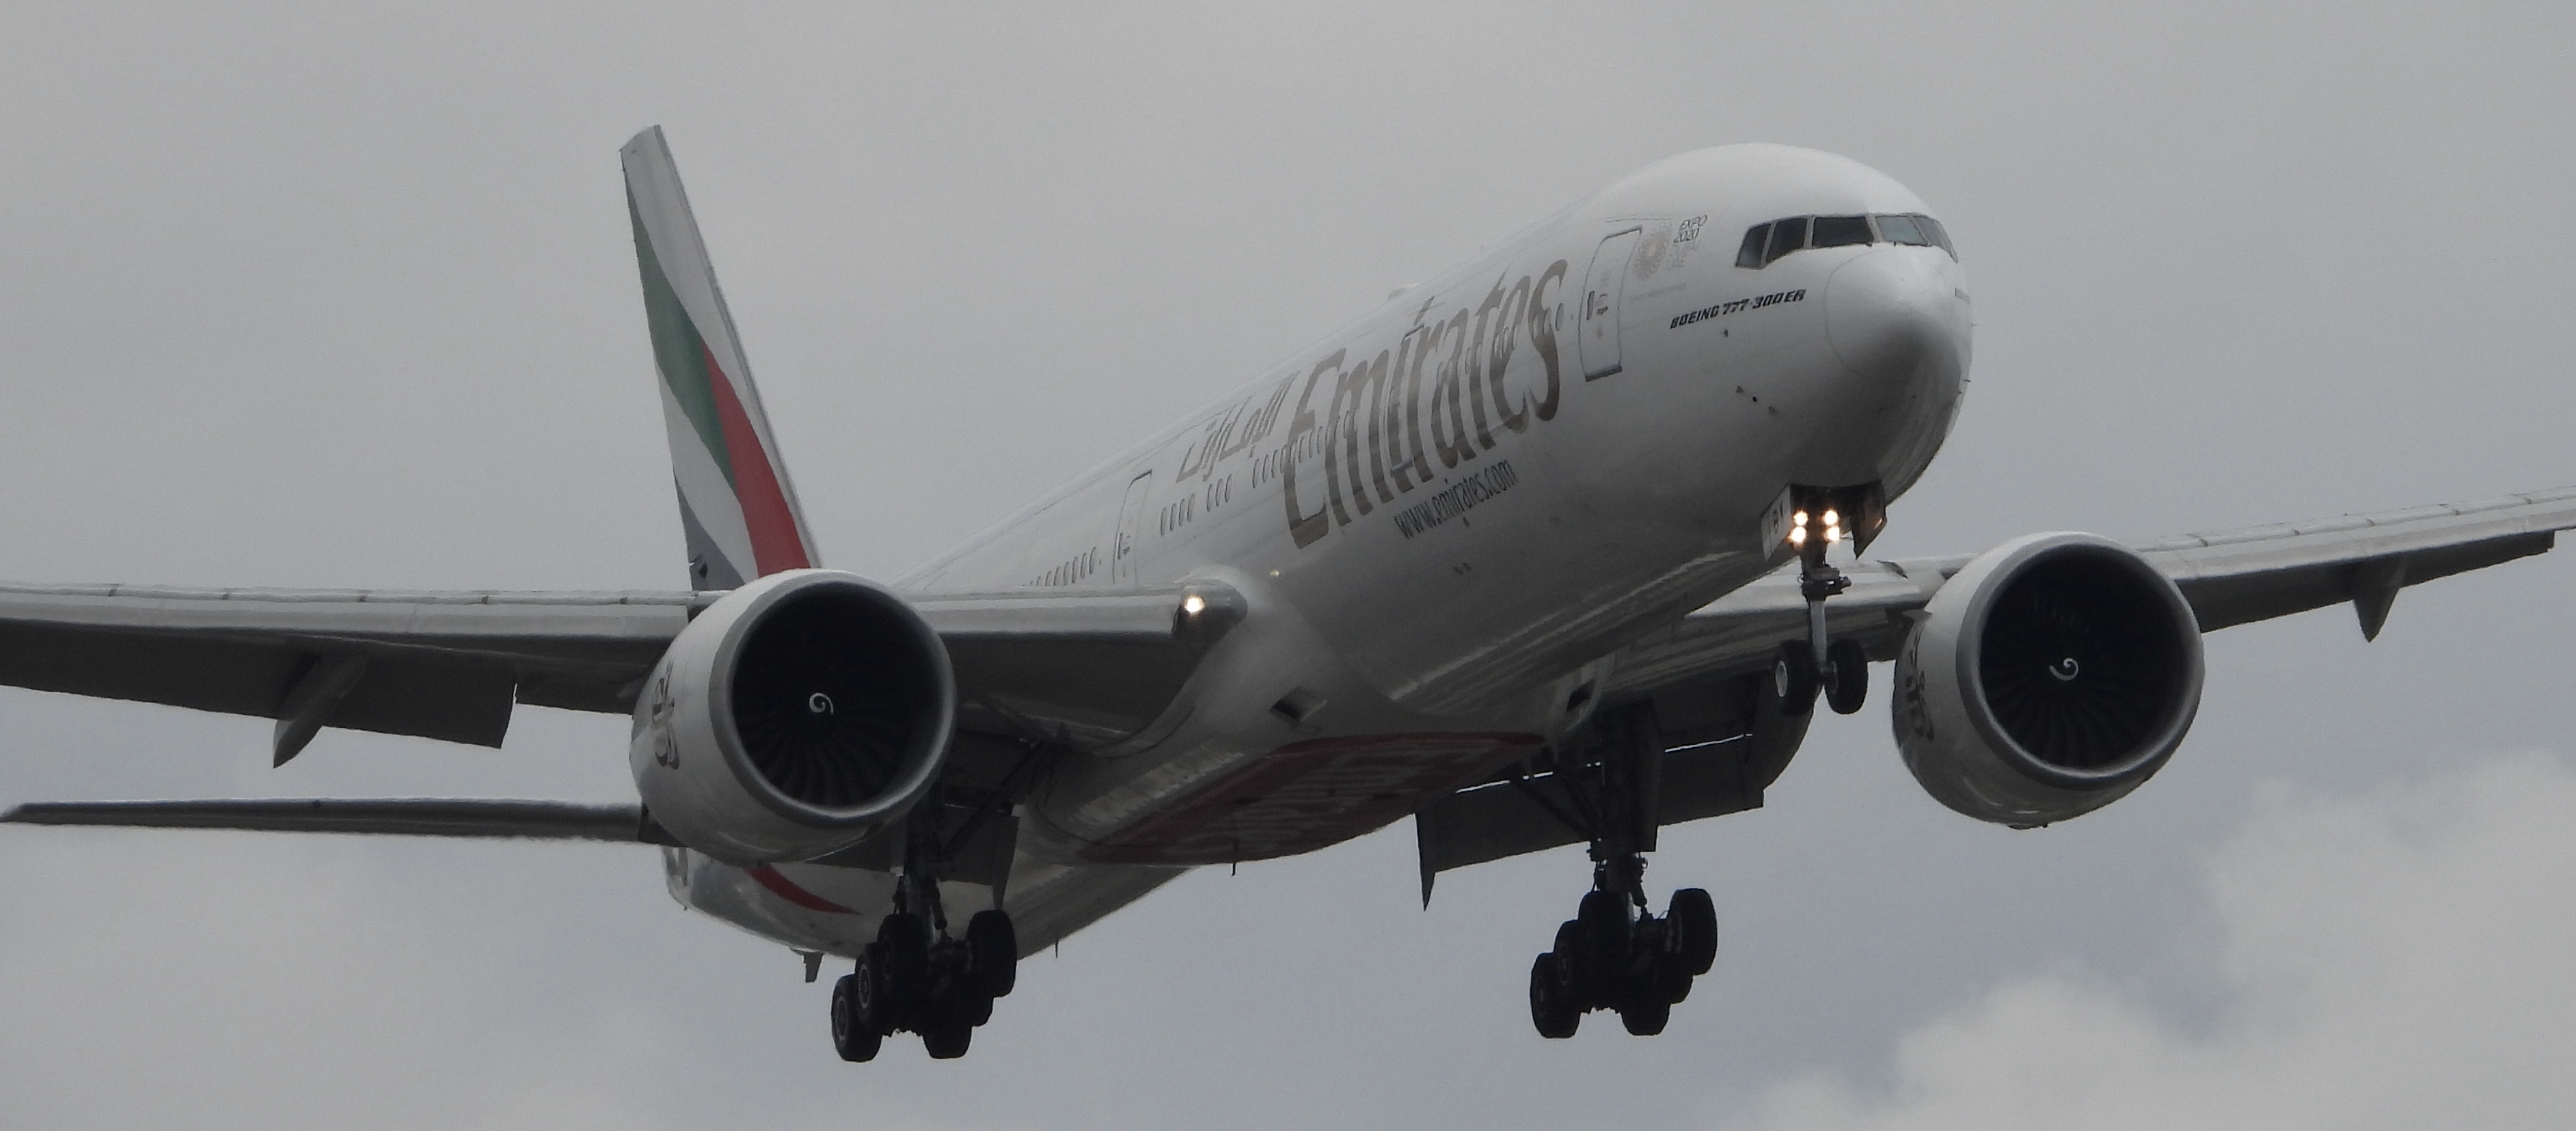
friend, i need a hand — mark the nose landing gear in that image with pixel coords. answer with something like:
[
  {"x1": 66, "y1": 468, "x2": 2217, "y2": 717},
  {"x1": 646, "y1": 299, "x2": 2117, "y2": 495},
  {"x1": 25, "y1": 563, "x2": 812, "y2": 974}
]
[{"x1": 1773, "y1": 487, "x2": 1878, "y2": 717}]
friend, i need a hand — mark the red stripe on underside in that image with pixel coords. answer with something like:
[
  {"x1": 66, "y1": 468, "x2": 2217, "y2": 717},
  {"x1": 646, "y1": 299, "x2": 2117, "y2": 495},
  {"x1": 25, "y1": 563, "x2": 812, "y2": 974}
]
[
  {"x1": 703, "y1": 344, "x2": 812, "y2": 576},
  {"x1": 745, "y1": 864, "x2": 856, "y2": 914}
]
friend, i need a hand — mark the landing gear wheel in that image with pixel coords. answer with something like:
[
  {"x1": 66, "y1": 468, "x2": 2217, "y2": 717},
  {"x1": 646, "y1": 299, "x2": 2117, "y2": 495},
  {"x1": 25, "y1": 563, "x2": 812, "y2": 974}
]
[
  {"x1": 1774, "y1": 641, "x2": 1819, "y2": 716},
  {"x1": 1669, "y1": 888, "x2": 1718, "y2": 976},
  {"x1": 876, "y1": 912, "x2": 931, "y2": 1008},
  {"x1": 1528, "y1": 953, "x2": 1580, "y2": 1039},
  {"x1": 830, "y1": 974, "x2": 882, "y2": 1063},
  {"x1": 1653, "y1": 955, "x2": 1695, "y2": 1006},
  {"x1": 854, "y1": 943, "x2": 894, "y2": 1035},
  {"x1": 1825, "y1": 638, "x2": 1869, "y2": 716},
  {"x1": 1576, "y1": 890, "x2": 1630, "y2": 998},
  {"x1": 1548, "y1": 920, "x2": 1586, "y2": 1003},
  {"x1": 1618, "y1": 987, "x2": 1672, "y2": 1036},
  {"x1": 920, "y1": 1018, "x2": 973, "y2": 1060},
  {"x1": 966, "y1": 910, "x2": 1018, "y2": 999}
]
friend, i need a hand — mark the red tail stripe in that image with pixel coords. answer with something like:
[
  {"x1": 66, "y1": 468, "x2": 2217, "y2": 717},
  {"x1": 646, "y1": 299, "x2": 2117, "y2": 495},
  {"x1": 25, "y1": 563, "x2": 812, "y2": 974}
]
[{"x1": 702, "y1": 344, "x2": 812, "y2": 576}]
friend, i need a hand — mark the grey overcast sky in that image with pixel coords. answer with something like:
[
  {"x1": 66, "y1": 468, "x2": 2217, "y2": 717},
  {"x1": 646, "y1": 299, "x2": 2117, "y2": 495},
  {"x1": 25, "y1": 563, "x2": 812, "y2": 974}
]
[{"x1": 4, "y1": 3, "x2": 2575, "y2": 1128}]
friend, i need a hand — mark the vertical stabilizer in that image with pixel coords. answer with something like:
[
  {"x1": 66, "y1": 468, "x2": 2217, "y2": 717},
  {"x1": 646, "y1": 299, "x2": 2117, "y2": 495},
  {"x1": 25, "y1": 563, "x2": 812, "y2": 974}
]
[{"x1": 621, "y1": 126, "x2": 819, "y2": 590}]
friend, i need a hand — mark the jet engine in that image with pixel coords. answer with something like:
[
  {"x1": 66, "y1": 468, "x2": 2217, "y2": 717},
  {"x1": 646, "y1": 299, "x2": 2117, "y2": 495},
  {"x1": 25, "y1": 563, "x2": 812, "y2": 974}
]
[
  {"x1": 629, "y1": 569, "x2": 955, "y2": 864},
  {"x1": 1891, "y1": 533, "x2": 2204, "y2": 827}
]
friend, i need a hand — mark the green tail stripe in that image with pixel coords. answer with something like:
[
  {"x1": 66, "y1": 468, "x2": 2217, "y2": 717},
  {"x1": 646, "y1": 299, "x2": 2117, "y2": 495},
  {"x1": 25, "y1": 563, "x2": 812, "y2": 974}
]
[{"x1": 627, "y1": 188, "x2": 733, "y2": 488}]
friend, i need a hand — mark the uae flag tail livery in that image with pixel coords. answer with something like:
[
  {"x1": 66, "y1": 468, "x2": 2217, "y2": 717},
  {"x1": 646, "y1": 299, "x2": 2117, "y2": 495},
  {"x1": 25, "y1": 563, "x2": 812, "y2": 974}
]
[{"x1": 622, "y1": 126, "x2": 819, "y2": 590}]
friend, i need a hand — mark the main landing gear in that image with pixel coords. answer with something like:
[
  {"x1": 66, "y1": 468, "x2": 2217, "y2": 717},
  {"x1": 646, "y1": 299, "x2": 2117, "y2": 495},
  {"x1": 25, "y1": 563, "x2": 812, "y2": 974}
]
[
  {"x1": 829, "y1": 811, "x2": 1019, "y2": 1062},
  {"x1": 1525, "y1": 703, "x2": 1721, "y2": 1039},
  {"x1": 1773, "y1": 495, "x2": 1870, "y2": 718},
  {"x1": 1529, "y1": 882, "x2": 1718, "y2": 1038}
]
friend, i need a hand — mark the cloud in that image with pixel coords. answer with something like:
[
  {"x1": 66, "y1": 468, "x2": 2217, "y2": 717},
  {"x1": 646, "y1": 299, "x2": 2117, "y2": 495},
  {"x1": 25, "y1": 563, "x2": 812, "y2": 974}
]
[
  {"x1": 0, "y1": 834, "x2": 697, "y2": 1130},
  {"x1": 1719, "y1": 752, "x2": 2576, "y2": 1131}
]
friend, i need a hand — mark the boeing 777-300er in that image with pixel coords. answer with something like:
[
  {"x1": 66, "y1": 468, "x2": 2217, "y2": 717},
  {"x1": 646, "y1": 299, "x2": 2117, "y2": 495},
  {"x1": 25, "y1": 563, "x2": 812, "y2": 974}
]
[{"x1": 5, "y1": 128, "x2": 2571, "y2": 1060}]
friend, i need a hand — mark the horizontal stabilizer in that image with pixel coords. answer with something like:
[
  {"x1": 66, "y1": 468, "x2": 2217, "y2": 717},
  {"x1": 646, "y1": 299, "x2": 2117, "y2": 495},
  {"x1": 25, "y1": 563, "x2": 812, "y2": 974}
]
[{"x1": 2, "y1": 798, "x2": 675, "y2": 843}]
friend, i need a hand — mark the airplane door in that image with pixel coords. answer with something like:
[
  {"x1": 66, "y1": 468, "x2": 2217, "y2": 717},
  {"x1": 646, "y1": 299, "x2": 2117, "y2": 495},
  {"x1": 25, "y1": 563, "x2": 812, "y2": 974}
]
[
  {"x1": 1579, "y1": 228, "x2": 1642, "y2": 379},
  {"x1": 1112, "y1": 471, "x2": 1154, "y2": 584}
]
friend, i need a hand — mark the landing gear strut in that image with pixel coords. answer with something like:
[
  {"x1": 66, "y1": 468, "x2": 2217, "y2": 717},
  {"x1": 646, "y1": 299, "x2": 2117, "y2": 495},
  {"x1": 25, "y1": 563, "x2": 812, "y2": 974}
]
[
  {"x1": 830, "y1": 794, "x2": 1020, "y2": 1062},
  {"x1": 1774, "y1": 491, "x2": 1871, "y2": 718},
  {"x1": 1527, "y1": 703, "x2": 1722, "y2": 1039}
]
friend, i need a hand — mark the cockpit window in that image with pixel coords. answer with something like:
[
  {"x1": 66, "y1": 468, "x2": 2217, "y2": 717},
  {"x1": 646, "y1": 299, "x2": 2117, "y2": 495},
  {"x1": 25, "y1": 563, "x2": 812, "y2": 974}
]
[
  {"x1": 1811, "y1": 215, "x2": 1872, "y2": 247},
  {"x1": 1765, "y1": 216, "x2": 1809, "y2": 265},
  {"x1": 1736, "y1": 222, "x2": 1771, "y2": 269},
  {"x1": 1737, "y1": 213, "x2": 1955, "y2": 267}
]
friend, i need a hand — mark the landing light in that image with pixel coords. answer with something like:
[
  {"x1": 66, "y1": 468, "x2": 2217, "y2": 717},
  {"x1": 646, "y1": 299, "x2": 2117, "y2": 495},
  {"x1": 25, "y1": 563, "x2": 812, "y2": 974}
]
[
  {"x1": 1787, "y1": 503, "x2": 1848, "y2": 547},
  {"x1": 1182, "y1": 595, "x2": 1207, "y2": 616}
]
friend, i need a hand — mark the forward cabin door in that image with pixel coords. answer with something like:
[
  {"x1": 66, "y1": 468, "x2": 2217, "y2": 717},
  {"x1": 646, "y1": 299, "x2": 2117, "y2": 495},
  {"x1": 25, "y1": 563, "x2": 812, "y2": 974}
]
[
  {"x1": 1579, "y1": 228, "x2": 1642, "y2": 379},
  {"x1": 1112, "y1": 471, "x2": 1154, "y2": 584}
]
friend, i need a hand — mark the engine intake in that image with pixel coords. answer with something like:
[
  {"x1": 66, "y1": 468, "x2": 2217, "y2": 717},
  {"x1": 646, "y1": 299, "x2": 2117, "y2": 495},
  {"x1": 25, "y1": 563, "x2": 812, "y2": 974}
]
[
  {"x1": 630, "y1": 569, "x2": 955, "y2": 864},
  {"x1": 1893, "y1": 533, "x2": 2203, "y2": 826}
]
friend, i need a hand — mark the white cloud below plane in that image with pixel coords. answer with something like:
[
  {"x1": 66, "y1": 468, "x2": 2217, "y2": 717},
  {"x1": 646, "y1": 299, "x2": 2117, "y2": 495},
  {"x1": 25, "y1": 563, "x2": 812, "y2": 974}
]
[{"x1": 1721, "y1": 752, "x2": 2576, "y2": 1131}]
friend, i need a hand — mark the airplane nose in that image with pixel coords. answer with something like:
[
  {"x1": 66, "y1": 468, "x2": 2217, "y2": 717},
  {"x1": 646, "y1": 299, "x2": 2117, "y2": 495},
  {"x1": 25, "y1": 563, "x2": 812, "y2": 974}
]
[{"x1": 1823, "y1": 248, "x2": 1963, "y2": 387}]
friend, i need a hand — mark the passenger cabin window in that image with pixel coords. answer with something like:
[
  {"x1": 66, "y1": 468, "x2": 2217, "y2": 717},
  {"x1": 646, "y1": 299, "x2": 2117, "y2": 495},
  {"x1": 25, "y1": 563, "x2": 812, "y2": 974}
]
[{"x1": 1735, "y1": 213, "x2": 1956, "y2": 267}]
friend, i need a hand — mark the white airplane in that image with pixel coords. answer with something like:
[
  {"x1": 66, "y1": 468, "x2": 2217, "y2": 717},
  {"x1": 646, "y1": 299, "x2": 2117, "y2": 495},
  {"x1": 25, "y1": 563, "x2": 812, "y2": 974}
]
[{"x1": 7, "y1": 128, "x2": 2571, "y2": 1060}]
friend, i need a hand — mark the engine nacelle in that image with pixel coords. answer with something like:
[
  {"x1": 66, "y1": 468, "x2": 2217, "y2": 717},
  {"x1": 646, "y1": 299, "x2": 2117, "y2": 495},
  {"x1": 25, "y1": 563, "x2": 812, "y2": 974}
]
[
  {"x1": 629, "y1": 569, "x2": 955, "y2": 864},
  {"x1": 1892, "y1": 533, "x2": 2204, "y2": 827}
]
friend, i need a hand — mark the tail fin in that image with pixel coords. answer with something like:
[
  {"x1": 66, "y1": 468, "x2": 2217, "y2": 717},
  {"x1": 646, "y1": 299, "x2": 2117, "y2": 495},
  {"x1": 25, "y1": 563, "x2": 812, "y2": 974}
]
[{"x1": 620, "y1": 126, "x2": 819, "y2": 590}]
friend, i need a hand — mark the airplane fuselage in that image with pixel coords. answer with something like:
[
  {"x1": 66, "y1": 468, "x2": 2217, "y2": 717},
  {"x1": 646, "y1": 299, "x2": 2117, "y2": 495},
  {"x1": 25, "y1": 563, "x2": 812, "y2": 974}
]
[{"x1": 670, "y1": 144, "x2": 1972, "y2": 955}]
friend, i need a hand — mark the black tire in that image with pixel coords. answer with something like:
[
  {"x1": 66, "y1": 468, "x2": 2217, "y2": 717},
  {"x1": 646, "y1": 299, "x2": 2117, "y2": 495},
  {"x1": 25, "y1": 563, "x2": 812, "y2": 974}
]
[
  {"x1": 921, "y1": 1019, "x2": 974, "y2": 1060},
  {"x1": 877, "y1": 912, "x2": 931, "y2": 1007},
  {"x1": 1528, "y1": 953, "x2": 1580, "y2": 1039},
  {"x1": 1547, "y1": 919, "x2": 1587, "y2": 1002},
  {"x1": 1655, "y1": 957, "x2": 1695, "y2": 1006},
  {"x1": 966, "y1": 910, "x2": 1018, "y2": 999},
  {"x1": 956, "y1": 990, "x2": 994, "y2": 1028},
  {"x1": 1774, "y1": 641, "x2": 1819, "y2": 716},
  {"x1": 1669, "y1": 888, "x2": 1719, "y2": 976},
  {"x1": 831, "y1": 974, "x2": 882, "y2": 1063},
  {"x1": 855, "y1": 943, "x2": 900, "y2": 1036},
  {"x1": 1618, "y1": 990, "x2": 1671, "y2": 1037},
  {"x1": 1826, "y1": 638, "x2": 1869, "y2": 715},
  {"x1": 1576, "y1": 890, "x2": 1630, "y2": 1000}
]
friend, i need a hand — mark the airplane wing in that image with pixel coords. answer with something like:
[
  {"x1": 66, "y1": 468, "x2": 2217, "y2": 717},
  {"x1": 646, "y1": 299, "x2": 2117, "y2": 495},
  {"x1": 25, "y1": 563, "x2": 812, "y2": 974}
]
[
  {"x1": 1606, "y1": 484, "x2": 2576, "y2": 701},
  {"x1": 3, "y1": 798, "x2": 671, "y2": 842},
  {"x1": 1411, "y1": 485, "x2": 2576, "y2": 891},
  {"x1": 0, "y1": 580, "x2": 1243, "y2": 765}
]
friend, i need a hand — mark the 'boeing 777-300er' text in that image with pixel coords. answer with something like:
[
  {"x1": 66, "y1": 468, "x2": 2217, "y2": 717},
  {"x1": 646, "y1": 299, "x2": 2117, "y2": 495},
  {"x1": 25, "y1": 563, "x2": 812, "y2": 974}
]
[{"x1": 8, "y1": 128, "x2": 2570, "y2": 1060}]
